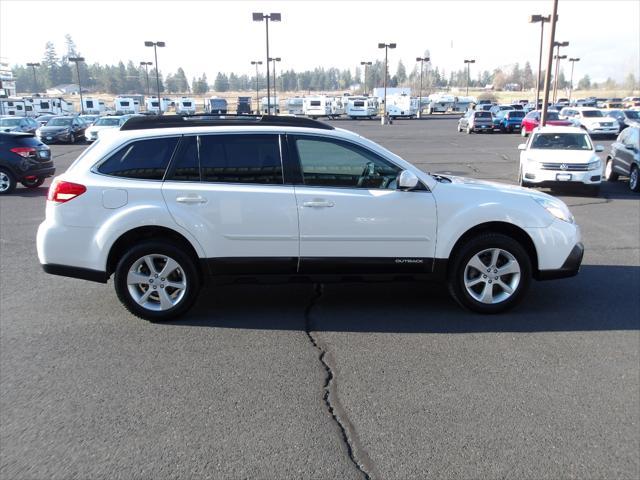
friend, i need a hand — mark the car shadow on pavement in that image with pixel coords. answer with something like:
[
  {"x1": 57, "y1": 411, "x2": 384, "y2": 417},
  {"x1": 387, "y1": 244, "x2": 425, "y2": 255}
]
[
  {"x1": 169, "y1": 264, "x2": 639, "y2": 333},
  {"x1": 8, "y1": 187, "x2": 49, "y2": 198}
]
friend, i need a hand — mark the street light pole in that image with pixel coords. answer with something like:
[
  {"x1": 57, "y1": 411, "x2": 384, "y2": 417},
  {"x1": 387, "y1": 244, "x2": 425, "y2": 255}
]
[
  {"x1": 529, "y1": 14, "x2": 550, "y2": 110},
  {"x1": 68, "y1": 57, "x2": 85, "y2": 114},
  {"x1": 269, "y1": 57, "x2": 281, "y2": 115},
  {"x1": 251, "y1": 61, "x2": 262, "y2": 114},
  {"x1": 360, "y1": 61, "x2": 372, "y2": 95},
  {"x1": 464, "y1": 59, "x2": 475, "y2": 96},
  {"x1": 140, "y1": 61, "x2": 152, "y2": 105},
  {"x1": 253, "y1": 12, "x2": 281, "y2": 115},
  {"x1": 144, "y1": 41, "x2": 165, "y2": 114},
  {"x1": 552, "y1": 41, "x2": 569, "y2": 104},
  {"x1": 378, "y1": 42, "x2": 396, "y2": 125},
  {"x1": 416, "y1": 57, "x2": 430, "y2": 118},
  {"x1": 26, "y1": 62, "x2": 40, "y2": 94},
  {"x1": 568, "y1": 57, "x2": 580, "y2": 103}
]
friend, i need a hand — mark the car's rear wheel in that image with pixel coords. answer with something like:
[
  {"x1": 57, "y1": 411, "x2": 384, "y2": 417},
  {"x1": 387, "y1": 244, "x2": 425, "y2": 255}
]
[
  {"x1": 114, "y1": 241, "x2": 200, "y2": 321},
  {"x1": 448, "y1": 234, "x2": 532, "y2": 314},
  {"x1": 21, "y1": 176, "x2": 45, "y2": 188},
  {"x1": 0, "y1": 168, "x2": 17, "y2": 195},
  {"x1": 604, "y1": 158, "x2": 619, "y2": 181},
  {"x1": 630, "y1": 165, "x2": 640, "y2": 192},
  {"x1": 466, "y1": 125, "x2": 472, "y2": 134}
]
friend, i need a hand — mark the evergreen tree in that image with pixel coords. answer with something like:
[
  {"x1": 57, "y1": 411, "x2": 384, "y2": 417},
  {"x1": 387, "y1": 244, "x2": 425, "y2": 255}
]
[
  {"x1": 577, "y1": 75, "x2": 591, "y2": 90},
  {"x1": 214, "y1": 72, "x2": 229, "y2": 92},
  {"x1": 174, "y1": 67, "x2": 189, "y2": 92},
  {"x1": 522, "y1": 62, "x2": 534, "y2": 90},
  {"x1": 396, "y1": 60, "x2": 407, "y2": 84}
]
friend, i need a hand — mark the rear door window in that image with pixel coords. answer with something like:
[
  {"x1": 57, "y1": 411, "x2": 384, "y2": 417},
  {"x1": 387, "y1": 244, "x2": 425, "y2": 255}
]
[
  {"x1": 199, "y1": 134, "x2": 283, "y2": 185},
  {"x1": 98, "y1": 136, "x2": 179, "y2": 180}
]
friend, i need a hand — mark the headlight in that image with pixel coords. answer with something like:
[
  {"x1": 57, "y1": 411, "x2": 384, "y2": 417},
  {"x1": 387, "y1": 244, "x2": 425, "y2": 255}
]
[
  {"x1": 588, "y1": 159, "x2": 602, "y2": 170},
  {"x1": 532, "y1": 196, "x2": 575, "y2": 224}
]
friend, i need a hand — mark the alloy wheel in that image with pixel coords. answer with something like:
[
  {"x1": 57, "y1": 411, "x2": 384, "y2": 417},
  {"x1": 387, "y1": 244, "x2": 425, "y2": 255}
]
[{"x1": 463, "y1": 248, "x2": 521, "y2": 304}]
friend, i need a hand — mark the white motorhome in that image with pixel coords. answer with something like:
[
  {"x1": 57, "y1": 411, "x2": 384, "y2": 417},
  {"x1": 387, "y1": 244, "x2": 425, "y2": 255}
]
[
  {"x1": 453, "y1": 96, "x2": 476, "y2": 112},
  {"x1": 386, "y1": 94, "x2": 418, "y2": 119},
  {"x1": 209, "y1": 97, "x2": 228, "y2": 114},
  {"x1": 27, "y1": 97, "x2": 74, "y2": 116},
  {"x1": 145, "y1": 97, "x2": 170, "y2": 115},
  {"x1": 286, "y1": 97, "x2": 304, "y2": 115},
  {"x1": 82, "y1": 97, "x2": 106, "y2": 115},
  {"x1": 345, "y1": 96, "x2": 378, "y2": 119},
  {"x1": 0, "y1": 98, "x2": 27, "y2": 116},
  {"x1": 260, "y1": 97, "x2": 279, "y2": 115},
  {"x1": 303, "y1": 96, "x2": 332, "y2": 118},
  {"x1": 115, "y1": 97, "x2": 139, "y2": 115},
  {"x1": 175, "y1": 97, "x2": 196, "y2": 115},
  {"x1": 329, "y1": 97, "x2": 345, "y2": 118},
  {"x1": 426, "y1": 93, "x2": 456, "y2": 114}
]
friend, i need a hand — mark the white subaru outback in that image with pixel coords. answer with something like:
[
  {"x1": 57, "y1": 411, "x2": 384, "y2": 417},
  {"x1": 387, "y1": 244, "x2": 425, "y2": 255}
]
[{"x1": 37, "y1": 115, "x2": 583, "y2": 320}]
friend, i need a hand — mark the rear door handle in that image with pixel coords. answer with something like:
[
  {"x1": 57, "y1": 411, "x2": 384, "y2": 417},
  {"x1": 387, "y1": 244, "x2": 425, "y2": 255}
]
[
  {"x1": 176, "y1": 195, "x2": 207, "y2": 204},
  {"x1": 302, "y1": 200, "x2": 335, "y2": 208}
]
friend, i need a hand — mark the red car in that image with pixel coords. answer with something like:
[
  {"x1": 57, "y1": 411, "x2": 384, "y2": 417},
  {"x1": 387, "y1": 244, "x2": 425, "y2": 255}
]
[{"x1": 521, "y1": 110, "x2": 573, "y2": 137}]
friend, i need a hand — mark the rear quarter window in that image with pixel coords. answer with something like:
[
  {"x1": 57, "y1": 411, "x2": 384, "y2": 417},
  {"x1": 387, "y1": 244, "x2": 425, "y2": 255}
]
[{"x1": 97, "y1": 136, "x2": 179, "y2": 180}]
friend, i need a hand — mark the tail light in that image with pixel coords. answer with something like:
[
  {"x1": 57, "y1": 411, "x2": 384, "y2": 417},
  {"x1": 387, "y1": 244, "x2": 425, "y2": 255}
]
[
  {"x1": 10, "y1": 147, "x2": 37, "y2": 158},
  {"x1": 47, "y1": 180, "x2": 86, "y2": 203}
]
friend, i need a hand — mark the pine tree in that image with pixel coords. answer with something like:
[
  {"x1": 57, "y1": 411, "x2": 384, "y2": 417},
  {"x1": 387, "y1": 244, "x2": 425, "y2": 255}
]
[{"x1": 396, "y1": 60, "x2": 407, "y2": 85}]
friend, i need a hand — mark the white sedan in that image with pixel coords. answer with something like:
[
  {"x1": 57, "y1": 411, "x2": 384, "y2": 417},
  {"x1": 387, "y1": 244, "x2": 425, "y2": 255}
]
[
  {"x1": 518, "y1": 126, "x2": 604, "y2": 196},
  {"x1": 84, "y1": 116, "x2": 127, "y2": 142}
]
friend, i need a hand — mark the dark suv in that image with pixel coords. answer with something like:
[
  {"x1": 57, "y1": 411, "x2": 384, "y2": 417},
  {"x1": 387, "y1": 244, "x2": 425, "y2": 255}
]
[
  {"x1": 604, "y1": 126, "x2": 640, "y2": 192},
  {"x1": 0, "y1": 132, "x2": 55, "y2": 194}
]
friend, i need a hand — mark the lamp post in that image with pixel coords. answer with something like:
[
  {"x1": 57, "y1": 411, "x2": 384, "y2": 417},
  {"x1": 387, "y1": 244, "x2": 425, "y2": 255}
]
[
  {"x1": 464, "y1": 59, "x2": 475, "y2": 96},
  {"x1": 552, "y1": 40, "x2": 569, "y2": 104},
  {"x1": 269, "y1": 57, "x2": 281, "y2": 114},
  {"x1": 140, "y1": 61, "x2": 153, "y2": 104},
  {"x1": 68, "y1": 57, "x2": 85, "y2": 114},
  {"x1": 529, "y1": 14, "x2": 550, "y2": 109},
  {"x1": 144, "y1": 41, "x2": 166, "y2": 114},
  {"x1": 26, "y1": 62, "x2": 40, "y2": 94},
  {"x1": 251, "y1": 60, "x2": 262, "y2": 114},
  {"x1": 416, "y1": 56, "x2": 430, "y2": 118},
  {"x1": 378, "y1": 42, "x2": 396, "y2": 125},
  {"x1": 253, "y1": 12, "x2": 281, "y2": 115},
  {"x1": 568, "y1": 57, "x2": 580, "y2": 103},
  {"x1": 360, "y1": 61, "x2": 372, "y2": 95}
]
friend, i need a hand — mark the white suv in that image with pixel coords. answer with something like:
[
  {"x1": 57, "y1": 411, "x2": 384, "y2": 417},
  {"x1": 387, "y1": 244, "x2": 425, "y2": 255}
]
[
  {"x1": 559, "y1": 107, "x2": 619, "y2": 137},
  {"x1": 37, "y1": 116, "x2": 583, "y2": 320},
  {"x1": 518, "y1": 126, "x2": 605, "y2": 196}
]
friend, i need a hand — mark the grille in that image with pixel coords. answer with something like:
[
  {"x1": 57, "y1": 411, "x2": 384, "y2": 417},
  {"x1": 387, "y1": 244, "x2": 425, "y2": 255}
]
[{"x1": 541, "y1": 163, "x2": 590, "y2": 171}]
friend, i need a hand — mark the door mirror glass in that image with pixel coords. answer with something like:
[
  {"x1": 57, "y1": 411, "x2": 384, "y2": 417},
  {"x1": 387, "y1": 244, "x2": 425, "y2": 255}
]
[
  {"x1": 595, "y1": 145, "x2": 605, "y2": 152},
  {"x1": 518, "y1": 143, "x2": 527, "y2": 151},
  {"x1": 398, "y1": 170, "x2": 419, "y2": 190}
]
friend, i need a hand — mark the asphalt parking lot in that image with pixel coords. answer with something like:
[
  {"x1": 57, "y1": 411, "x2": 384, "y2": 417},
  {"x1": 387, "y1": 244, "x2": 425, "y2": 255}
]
[{"x1": 1, "y1": 115, "x2": 638, "y2": 479}]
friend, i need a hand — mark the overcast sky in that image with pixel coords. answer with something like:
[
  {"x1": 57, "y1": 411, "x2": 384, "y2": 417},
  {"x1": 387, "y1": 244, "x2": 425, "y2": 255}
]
[{"x1": 1, "y1": 0, "x2": 638, "y2": 84}]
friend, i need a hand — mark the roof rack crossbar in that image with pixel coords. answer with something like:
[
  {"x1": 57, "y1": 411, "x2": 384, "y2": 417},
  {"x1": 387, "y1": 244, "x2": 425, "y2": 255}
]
[{"x1": 120, "y1": 114, "x2": 334, "y2": 131}]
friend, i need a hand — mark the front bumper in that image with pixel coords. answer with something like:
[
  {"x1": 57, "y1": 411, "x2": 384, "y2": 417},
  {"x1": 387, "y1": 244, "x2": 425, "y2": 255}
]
[
  {"x1": 536, "y1": 242, "x2": 584, "y2": 280},
  {"x1": 37, "y1": 131, "x2": 74, "y2": 144},
  {"x1": 523, "y1": 165, "x2": 602, "y2": 185}
]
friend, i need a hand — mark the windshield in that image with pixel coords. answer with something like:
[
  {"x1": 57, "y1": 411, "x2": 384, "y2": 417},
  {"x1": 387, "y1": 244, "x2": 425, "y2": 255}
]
[
  {"x1": 0, "y1": 118, "x2": 22, "y2": 126},
  {"x1": 508, "y1": 111, "x2": 525, "y2": 118},
  {"x1": 47, "y1": 118, "x2": 73, "y2": 126},
  {"x1": 475, "y1": 112, "x2": 491, "y2": 118},
  {"x1": 582, "y1": 110, "x2": 603, "y2": 118},
  {"x1": 95, "y1": 117, "x2": 121, "y2": 126},
  {"x1": 547, "y1": 112, "x2": 560, "y2": 121},
  {"x1": 531, "y1": 133, "x2": 592, "y2": 150},
  {"x1": 625, "y1": 110, "x2": 640, "y2": 119}
]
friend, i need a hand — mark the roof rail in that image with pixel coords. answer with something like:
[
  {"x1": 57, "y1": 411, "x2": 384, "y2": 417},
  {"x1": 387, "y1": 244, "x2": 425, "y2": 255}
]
[{"x1": 120, "y1": 114, "x2": 334, "y2": 131}]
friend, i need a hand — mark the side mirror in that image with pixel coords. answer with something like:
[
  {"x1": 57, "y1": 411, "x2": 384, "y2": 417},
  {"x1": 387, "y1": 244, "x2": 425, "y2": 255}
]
[
  {"x1": 398, "y1": 170, "x2": 419, "y2": 190},
  {"x1": 595, "y1": 145, "x2": 605, "y2": 152},
  {"x1": 518, "y1": 144, "x2": 527, "y2": 151}
]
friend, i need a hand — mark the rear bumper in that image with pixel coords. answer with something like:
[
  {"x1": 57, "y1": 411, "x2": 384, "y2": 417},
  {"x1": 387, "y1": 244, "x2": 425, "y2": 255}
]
[
  {"x1": 41, "y1": 263, "x2": 109, "y2": 283},
  {"x1": 536, "y1": 242, "x2": 584, "y2": 280},
  {"x1": 21, "y1": 165, "x2": 55, "y2": 180}
]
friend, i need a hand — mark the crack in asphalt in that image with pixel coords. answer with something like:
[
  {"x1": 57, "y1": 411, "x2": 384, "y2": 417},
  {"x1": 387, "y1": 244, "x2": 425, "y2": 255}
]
[{"x1": 304, "y1": 284, "x2": 376, "y2": 480}]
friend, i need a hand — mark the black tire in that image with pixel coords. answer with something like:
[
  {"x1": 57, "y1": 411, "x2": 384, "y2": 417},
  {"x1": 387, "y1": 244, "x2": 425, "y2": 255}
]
[
  {"x1": 21, "y1": 177, "x2": 46, "y2": 188},
  {"x1": 518, "y1": 167, "x2": 531, "y2": 187},
  {"x1": 466, "y1": 125, "x2": 472, "y2": 134},
  {"x1": 630, "y1": 165, "x2": 640, "y2": 193},
  {"x1": 69, "y1": 133, "x2": 75, "y2": 144},
  {"x1": 114, "y1": 240, "x2": 200, "y2": 321},
  {"x1": 604, "y1": 158, "x2": 619, "y2": 181},
  {"x1": 447, "y1": 233, "x2": 532, "y2": 314},
  {"x1": 0, "y1": 168, "x2": 17, "y2": 195}
]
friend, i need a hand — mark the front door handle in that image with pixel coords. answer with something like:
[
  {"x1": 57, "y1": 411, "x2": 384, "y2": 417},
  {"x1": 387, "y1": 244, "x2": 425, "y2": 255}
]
[
  {"x1": 302, "y1": 200, "x2": 335, "y2": 208},
  {"x1": 176, "y1": 195, "x2": 207, "y2": 204}
]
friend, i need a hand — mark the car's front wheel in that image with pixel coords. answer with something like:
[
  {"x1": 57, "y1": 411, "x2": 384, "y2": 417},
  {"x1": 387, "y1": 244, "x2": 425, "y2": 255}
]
[
  {"x1": 114, "y1": 241, "x2": 200, "y2": 321},
  {"x1": 448, "y1": 233, "x2": 532, "y2": 314},
  {"x1": 630, "y1": 165, "x2": 640, "y2": 192},
  {"x1": 604, "y1": 158, "x2": 619, "y2": 181}
]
